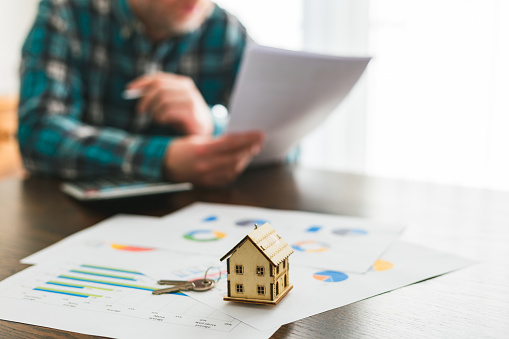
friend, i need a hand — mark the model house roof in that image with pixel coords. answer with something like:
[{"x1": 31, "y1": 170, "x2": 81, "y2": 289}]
[{"x1": 220, "y1": 222, "x2": 294, "y2": 266}]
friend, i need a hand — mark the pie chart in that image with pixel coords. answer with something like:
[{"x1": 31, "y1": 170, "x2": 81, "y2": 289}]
[
  {"x1": 236, "y1": 219, "x2": 269, "y2": 227},
  {"x1": 292, "y1": 241, "x2": 329, "y2": 253},
  {"x1": 110, "y1": 243, "x2": 154, "y2": 252},
  {"x1": 373, "y1": 259, "x2": 394, "y2": 271},
  {"x1": 313, "y1": 270, "x2": 349, "y2": 282},
  {"x1": 332, "y1": 228, "x2": 368, "y2": 236},
  {"x1": 183, "y1": 230, "x2": 226, "y2": 242}
]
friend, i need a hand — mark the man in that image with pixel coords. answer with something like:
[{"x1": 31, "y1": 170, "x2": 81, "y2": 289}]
[{"x1": 18, "y1": 0, "x2": 264, "y2": 187}]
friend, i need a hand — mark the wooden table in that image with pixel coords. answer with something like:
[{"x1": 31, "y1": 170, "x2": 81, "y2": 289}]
[{"x1": 1, "y1": 165, "x2": 508, "y2": 338}]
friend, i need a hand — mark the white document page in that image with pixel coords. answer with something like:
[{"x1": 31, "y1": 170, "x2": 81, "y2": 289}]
[
  {"x1": 144, "y1": 242, "x2": 474, "y2": 331},
  {"x1": 21, "y1": 215, "x2": 165, "y2": 265},
  {"x1": 23, "y1": 203, "x2": 404, "y2": 274},
  {"x1": 158, "y1": 202, "x2": 404, "y2": 274},
  {"x1": 0, "y1": 262, "x2": 277, "y2": 339},
  {"x1": 226, "y1": 44, "x2": 371, "y2": 164}
]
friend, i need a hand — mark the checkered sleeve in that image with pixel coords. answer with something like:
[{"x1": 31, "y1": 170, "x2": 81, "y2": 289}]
[{"x1": 18, "y1": 0, "x2": 171, "y2": 180}]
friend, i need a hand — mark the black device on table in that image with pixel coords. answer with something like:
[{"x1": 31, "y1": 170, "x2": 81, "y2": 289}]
[{"x1": 60, "y1": 177, "x2": 192, "y2": 200}]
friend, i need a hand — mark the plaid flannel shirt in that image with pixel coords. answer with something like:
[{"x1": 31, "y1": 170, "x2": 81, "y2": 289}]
[{"x1": 18, "y1": 0, "x2": 247, "y2": 180}]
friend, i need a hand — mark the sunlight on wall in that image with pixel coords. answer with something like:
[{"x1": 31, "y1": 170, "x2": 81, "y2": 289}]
[
  {"x1": 367, "y1": 0, "x2": 509, "y2": 190},
  {"x1": 214, "y1": 0, "x2": 303, "y2": 50},
  {"x1": 0, "y1": 1, "x2": 39, "y2": 95}
]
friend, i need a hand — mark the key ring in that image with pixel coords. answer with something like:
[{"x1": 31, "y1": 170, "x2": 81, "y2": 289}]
[{"x1": 203, "y1": 266, "x2": 221, "y2": 285}]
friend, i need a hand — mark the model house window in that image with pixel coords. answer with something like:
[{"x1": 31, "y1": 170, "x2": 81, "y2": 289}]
[
  {"x1": 235, "y1": 265, "x2": 243, "y2": 274},
  {"x1": 256, "y1": 266, "x2": 264, "y2": 276},
  {"x1": 283, "y1": 260, "x2": 286, "y2": 269},
  {"x1": 236, "y1": 284, "x2": 244, "y2": 293},
  {"x1": 276, "y1": 265, "x2": 279, "y2": 275},
  {"x1": 257, "y1": 285, "x2": 265, "y2": 295}
]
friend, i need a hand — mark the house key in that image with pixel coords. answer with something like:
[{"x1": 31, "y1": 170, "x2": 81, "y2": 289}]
[
  {"x1": 153, "y1": 266, "x2": 221, "y2": 295},
  {"x1": 152, "y1": 278, "x2": 215, "y2": 295}
]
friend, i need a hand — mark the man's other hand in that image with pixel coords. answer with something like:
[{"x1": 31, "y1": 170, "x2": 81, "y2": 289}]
[
  {"x1": 128, "y1": 72, "x2": 213, "y2": 135},
  {"x1": 164, "y1": 131, "x2": 265, "y2": 187}
]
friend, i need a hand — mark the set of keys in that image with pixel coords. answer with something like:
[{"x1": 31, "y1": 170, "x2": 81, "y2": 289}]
[{"x1": 152, "y1": 266, "x2": 220, "y2": 295}]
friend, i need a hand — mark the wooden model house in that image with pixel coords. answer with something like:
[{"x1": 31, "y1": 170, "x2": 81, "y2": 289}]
[{"x1": 220, "y1": 222, "x2": 294, "y2": 305}]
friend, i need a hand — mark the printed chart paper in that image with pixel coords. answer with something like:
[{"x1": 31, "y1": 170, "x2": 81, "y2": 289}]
[
  {"x1": 11, "y1": 203, "x2": 474, "y2": 335},
  {"x1": 22, "y1": 214, "x2": 165, "y2": 266},
  {"x1": 159, "y1": 202, "x2": 405, "y2": 273},
  {"x1": 23, "y1": 203, "x2": 404, "y2": 274},
  {"x1": 0, "y1": 262, "x2": 277, "y2": 339},
  {"x1": 144, "y1": 242, "x2": 474, "y2": 331}
]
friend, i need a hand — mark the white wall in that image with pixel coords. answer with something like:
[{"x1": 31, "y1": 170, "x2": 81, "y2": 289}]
[
  {"x1": 299, "y1": 0, "x2": 369, "y2": 174},
  {"x1": 215, "y1": 0, "x2": 303, "y2": 50},
  {"x1": 6, "y1": 0, "x2": 508, "y2": 191},
  {"x1": 0, "y1": 1, "x2": 39, "y2": 96},
  {"x1": 366, "y1": 0, "x2": 509, "y2": 190}
]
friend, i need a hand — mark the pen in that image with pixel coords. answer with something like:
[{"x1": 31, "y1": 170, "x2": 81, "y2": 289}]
[{"x1": 122, "y1": 88, "x2": 144, "y2": 100}]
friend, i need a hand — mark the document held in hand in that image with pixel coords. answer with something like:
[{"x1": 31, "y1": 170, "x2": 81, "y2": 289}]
[{"x1": 226, "y1": 44, "x2": 371, "y2": 164}]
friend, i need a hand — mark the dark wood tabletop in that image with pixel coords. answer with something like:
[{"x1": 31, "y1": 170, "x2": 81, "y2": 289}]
[{"x1": 1, "y1": 164, "x2": 508, "y2": 338}]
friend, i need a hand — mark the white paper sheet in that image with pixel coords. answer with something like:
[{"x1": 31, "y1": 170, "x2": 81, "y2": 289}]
[
  {"x1": 226, "y1": 44, "x2": 371, "y2": 164},
  {"x1": 23, "y1": 203, "x2": 404, "y2": 274},
  {"x1": 14, "y1": 205, "x2": 473, "y2": 334},
  {"x1": 0, "y1": 262, "x2": 277, "y2": 339},
  {"x1": 21, "y1": 214, "x2": 166, "y2": 265},
  {"x1": 158, "y1": 202, "x2": 404, "y2": 273},
  {"x1": 143, "y1": 242, "x2": 474, "y2": 331}
]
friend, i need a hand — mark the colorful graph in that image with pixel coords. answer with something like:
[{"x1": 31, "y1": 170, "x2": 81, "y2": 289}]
[
  {"x1": 110, "y1": 243, "x2": 154, "y2": 252},
  {"x1": 313, "y1": 270, "x2": 349, "y2": 282},
  {"x1": 332, "y1": 228, "x2": 368, "y2": 236},
  {"x1": 235, "y1": 219, "x2": 269, "y2": 227},
  {"x1": 69, "y1": 269, "x2": 137, "y2": 281},
  {"x1": 80, "y1": 264, "x2": 143, "y2": 275},
  {"x1": 46, "y1": 281, "x2": 113, "y2": 291},
  {"x1": 33, "y1": 287, "x2": 103, "y2": 298},
  {"x1": 57, "y1": 275, "x2": 156, "y2": 291},
  {"x1": 373, "y1": 259, "x2": 394, "y2": 271},
  {"x1": 12, "y1": 262, "x2": 239, "y2": 331},
  {"x1": 183, "y1": 230, "x2": 226, "y2": 242},
  {"x1": 292, "y1": 241, "x2": 330, "y2": 253},
  {"x1": 32, "y1": 264, "x2": 157, "y2": 299}
]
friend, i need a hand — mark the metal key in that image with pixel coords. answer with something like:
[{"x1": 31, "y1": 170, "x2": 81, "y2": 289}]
[
  {"x1": 152, "y1": 278, "x2": 215, "y2": 295},
  {"x1": 157, "y1": 279, "x2": 192, "y2": 285}
]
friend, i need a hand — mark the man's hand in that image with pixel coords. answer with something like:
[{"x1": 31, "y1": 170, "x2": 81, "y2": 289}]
[
  {"x1": 164, "y1": 131, "x2": 265, "y2": 187},
  {"x1": 128, "y1": 72, "x2": 213, "y2": 135}
]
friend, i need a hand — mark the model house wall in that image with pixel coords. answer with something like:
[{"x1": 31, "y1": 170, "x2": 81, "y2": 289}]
[{"x1": 221, "y1": 222, "x2": 293, "y2": 305}]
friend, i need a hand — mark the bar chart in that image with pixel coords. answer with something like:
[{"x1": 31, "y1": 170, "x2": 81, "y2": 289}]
[{"x1": 0, "y1": 262, "x2": 239, "y2": 332}]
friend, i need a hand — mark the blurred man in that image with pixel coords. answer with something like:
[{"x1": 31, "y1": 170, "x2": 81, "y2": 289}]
[{"x1": 18, "y1": 0, "x2": 264, "y2": 187}]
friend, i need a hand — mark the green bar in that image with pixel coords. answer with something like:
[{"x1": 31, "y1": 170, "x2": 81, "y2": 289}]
[
  {"x1": 81, "y1": 264, "x2": 143, "y2": 275},
  {"x1": 70, "y1": 269, "x2": 136, "y2": 280},
  {"x1": 47, "y1": 281, "x2": 113, "y2": 291},
  {"x1": 59, "y1": 275, "x2": 156, "y2": 291},
  {"x1": 35, "y1": 287, "x2": 102, "y2": 298}
]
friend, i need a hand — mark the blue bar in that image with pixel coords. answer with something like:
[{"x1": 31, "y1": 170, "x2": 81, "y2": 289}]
[
  {"x1": 34, "y1": 288, "x2": 89, "y2": 298},
  {"x1": 47, "y1": 282, "x2": 84, "y2": 289},
  {"x1": 59, "y1": 275, "x2": 155, "y2": 291},
  {"x1": 70, "y1": 270, "x2": 136, "y2": 281},
  {"x1": 80, "y1": 264, "x2": 143, "y2": 275}
]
